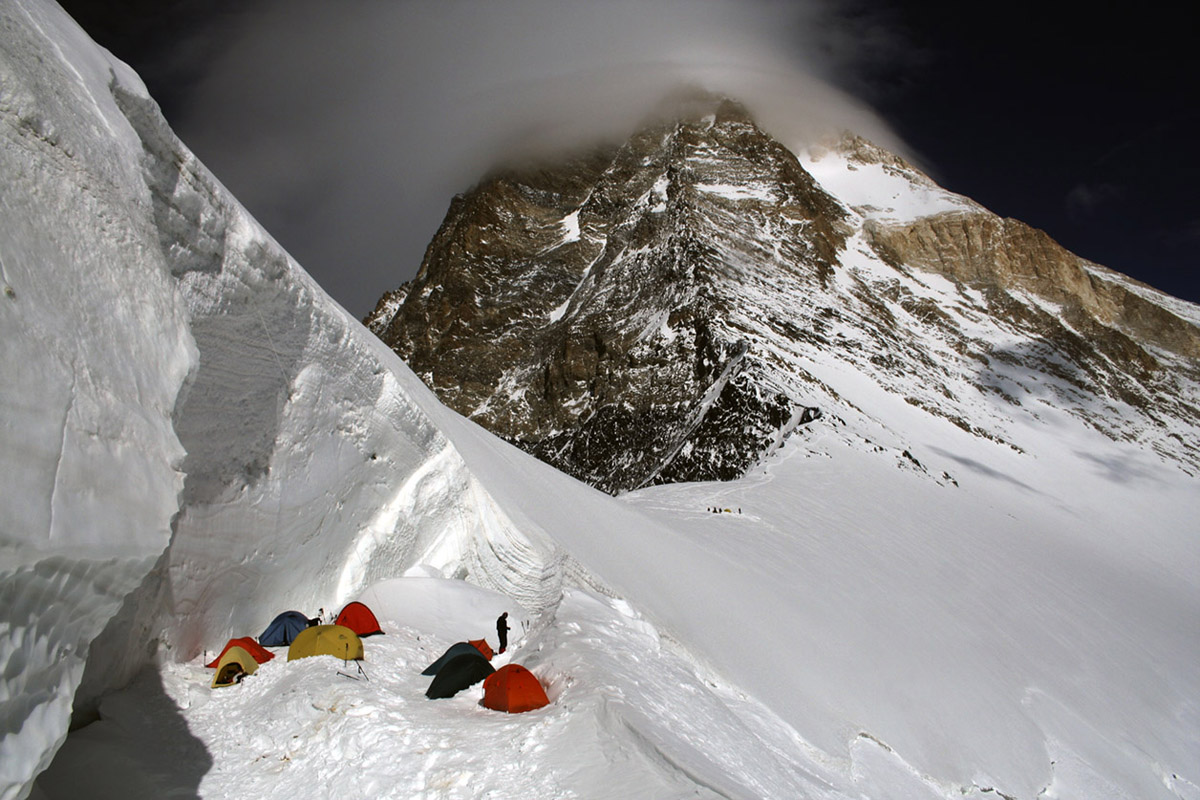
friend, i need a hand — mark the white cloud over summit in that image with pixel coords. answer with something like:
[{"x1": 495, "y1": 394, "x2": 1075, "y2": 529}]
[{"x1": 175, "y1": 0, "x2": 904, "y2": 314}]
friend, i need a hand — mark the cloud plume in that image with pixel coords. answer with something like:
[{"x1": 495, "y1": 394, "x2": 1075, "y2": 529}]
[{"x1": 176, "y1": 0, "x2": 902, "y2": 314}]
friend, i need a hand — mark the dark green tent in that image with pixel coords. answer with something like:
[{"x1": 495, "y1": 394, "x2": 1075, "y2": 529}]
[
  {"x1": 425, "y1": 653, "x2": 494, "y2": 699},
  {"x1": 421, "y1": 642, "x2": 486, "y2": 676}
]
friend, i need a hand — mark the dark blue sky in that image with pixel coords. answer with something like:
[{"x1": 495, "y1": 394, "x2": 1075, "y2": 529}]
[
  {"x1": 832, "y1": 1, "x2": 1198, "y2": 305},
  {"x1": 60, "y1": 0, "x2": 1198, "y2": 310}
]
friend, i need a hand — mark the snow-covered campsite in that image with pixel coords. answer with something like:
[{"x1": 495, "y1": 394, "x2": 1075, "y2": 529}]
[{"x1": 2, "y1": 1, "x2": 1198, "y2": 799}]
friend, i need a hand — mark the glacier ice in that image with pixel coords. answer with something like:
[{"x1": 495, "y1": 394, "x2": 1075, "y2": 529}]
[{"x1": 0, "y1": 1, "x2": 195, "y2": 795}]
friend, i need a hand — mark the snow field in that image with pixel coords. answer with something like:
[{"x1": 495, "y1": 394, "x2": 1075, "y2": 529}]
[
  {"x1": 425, "y1": 382, "x2": 1200, "y2": 798},
  {"x1": 624, "y1": 420, "x2": 1200, "y2": 800}
]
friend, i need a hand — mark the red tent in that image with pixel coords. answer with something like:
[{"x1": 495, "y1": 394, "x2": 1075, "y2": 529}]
[
  {"x1": 335, "y1": 601, "x2": 383, "y2": 637},
  {"x1": 205, "y1": 637, "x2": 275, "y2": 668},
  {"x1": 481, "y1": 664, "x2": 549, "y2": 713},
  {"x1": 468, "y1": 638, "x2": 493, "y2": 660}
]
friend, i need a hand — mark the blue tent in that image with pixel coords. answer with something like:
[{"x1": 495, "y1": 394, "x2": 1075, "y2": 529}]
[
  {"x1": 421, "y1": 642, "x2": 486, "y2": 676},
  {"x1": 259, "y1": 611, "x2": 313, "y2": 647}
]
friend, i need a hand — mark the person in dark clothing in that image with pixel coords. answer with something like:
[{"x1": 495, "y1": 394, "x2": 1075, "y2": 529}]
[{"x1": 497, "y1": 612, "x2": 510, "y2": 654}]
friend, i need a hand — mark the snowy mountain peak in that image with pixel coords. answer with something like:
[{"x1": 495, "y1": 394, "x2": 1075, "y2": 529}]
[
  {"x1": 367, "y1": 98, "x2": 851, "y2": 493},
  {"x1": 368, "y1": 99, "x2": 1200, "y2": 492},
  {"x1": 6, "y1": 5, "x2": 1200, "y2": 800}
]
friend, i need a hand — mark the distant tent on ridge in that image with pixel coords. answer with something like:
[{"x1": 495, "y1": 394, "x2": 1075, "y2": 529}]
[
  {"x1": 211, "y1": 646, "x2": 259, "y2": 688},
  {"x1": 468, "y1": 638, "x2": 493, "y2": 660},
  {"x1": 259, "y1": 611, "x2": 315, "y2": 647},
  {"x1": 287, "y1": 624, "x2": 364, "y2": 662},
  {"x1": 335, "y1": 601, "x2": 383, "y2": 637},
  {"x1": 206, "y1": 636, "x2": 275, "y2": 668},
  {"x1": 425, "y1": 653, "x2": 494, "y2": 699},
  {"x1": 422, "y1": 642, "x2": 487, "y2": 676},
  {"x1": 481, "y1": 664, "x2": 550, "y2": 713}
]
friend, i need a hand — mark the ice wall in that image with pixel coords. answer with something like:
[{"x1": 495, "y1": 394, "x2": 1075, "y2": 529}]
[
  {"x1": 0, "y1": 3, "x2": 568, "y2": 798},
  {"x1": 105, "y1": 71, "x2": 567, "y2": 659},
  {"x1": 160, "y1": 234, "x2": 569, "y2": 658},
  {"x1": 0, "y1": 2, "x2": 195, "y2": 796}
]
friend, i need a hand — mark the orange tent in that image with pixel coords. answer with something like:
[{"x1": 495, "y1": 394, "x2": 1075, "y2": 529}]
[
  {"x1": 206, "y1": 637, "x2": 275, "y2": 668},
  {"x1": 335, "y1": 601, "x2": 383, "y2": 637},
  {"x1": 468, "y1": 639, "x2": 493, "y2": 660},
  {"x1": 481, "y1": 664, "x2": 549, "y2": 713}
]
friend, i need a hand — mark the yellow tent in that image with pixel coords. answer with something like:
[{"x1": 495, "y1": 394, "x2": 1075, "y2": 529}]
[
  {"x1": 211, "y1": 645, "x2": 260, "y2": 688},
  {"x1": 287, "y1": 624, "x2": 364, "y2": 662}
]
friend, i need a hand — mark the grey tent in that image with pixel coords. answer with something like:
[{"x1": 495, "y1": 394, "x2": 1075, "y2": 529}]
[
  {"x1": 421, "y1": 642, "x2": 487, "y2": 676},
  {"x1": 425, "y1": 653, "x2": 494, "y2": 699}
]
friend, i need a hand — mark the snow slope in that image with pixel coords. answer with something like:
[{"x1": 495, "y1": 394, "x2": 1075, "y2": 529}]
[
  {"x1": 800, "y1": 139, "x2": 981, "y2": 223},
  {"x1": 2, "y1": 3, "x2": 1198, "y2": 800},
  {"x1": 34, "y1": 387, "x2": 1200, "y2": 800},
  {"x1": 429, "y1": 362, "x2": 1200, "y2": 800}
]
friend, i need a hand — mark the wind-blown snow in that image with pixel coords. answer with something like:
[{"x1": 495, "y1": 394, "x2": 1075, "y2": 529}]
[{"x1": 3, "y1": 3, "x2": 1199, "y2": 800}]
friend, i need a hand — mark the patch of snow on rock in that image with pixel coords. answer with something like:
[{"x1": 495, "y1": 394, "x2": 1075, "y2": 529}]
[{"x1": 801, "y1": 145, "x2": 977, "y2": 223}]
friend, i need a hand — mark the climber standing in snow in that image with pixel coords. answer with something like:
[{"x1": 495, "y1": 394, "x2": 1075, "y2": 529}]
[{"x1": 497, "y1": 612, "x2": 510, "y2": 654}]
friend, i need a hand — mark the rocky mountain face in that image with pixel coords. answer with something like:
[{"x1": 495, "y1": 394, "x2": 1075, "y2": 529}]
[{"x1": 367, "y1": 99, "x2": 1200, "y2": 493}]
